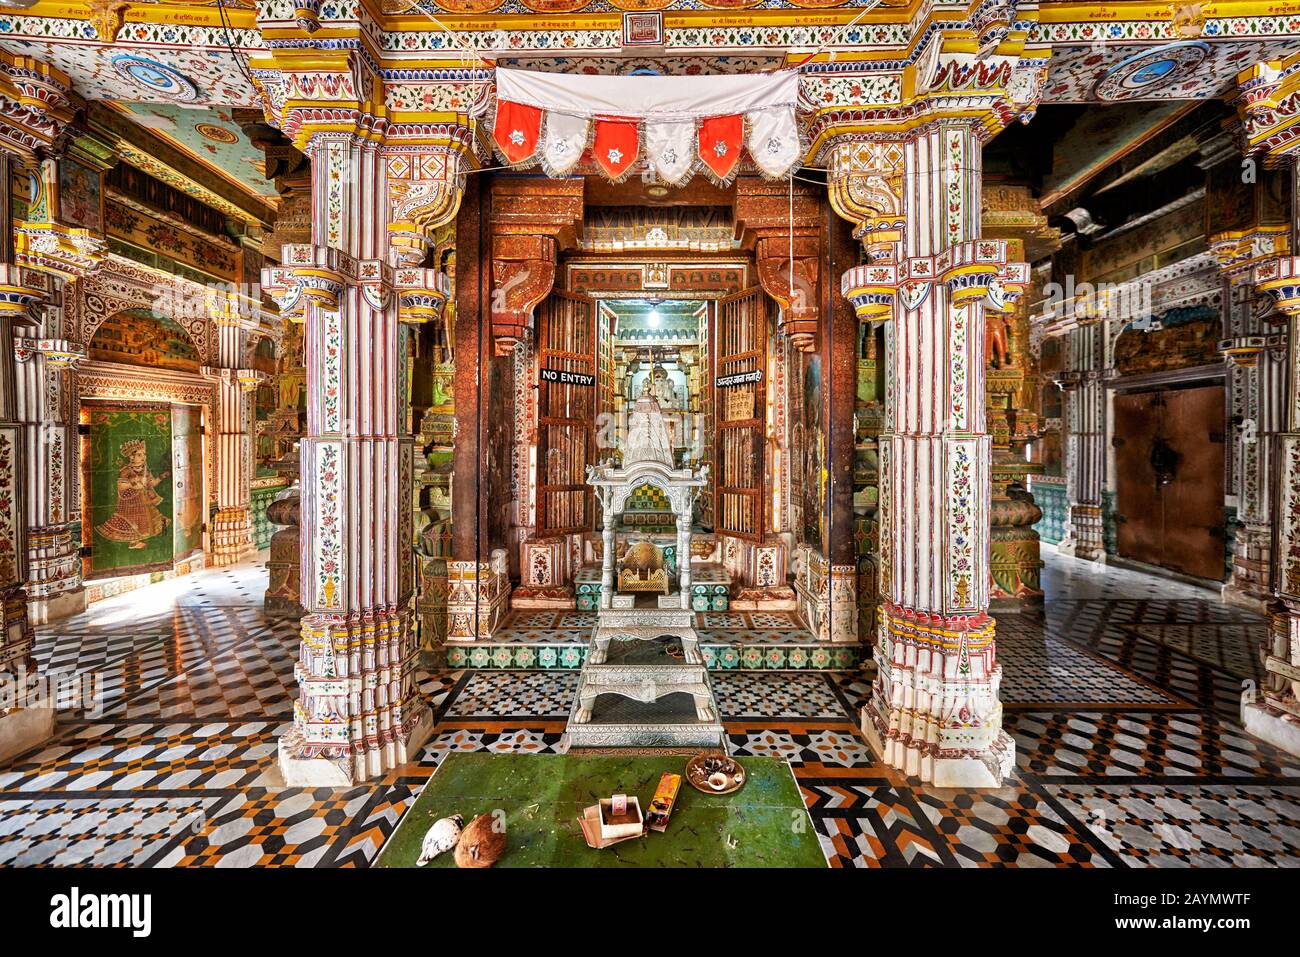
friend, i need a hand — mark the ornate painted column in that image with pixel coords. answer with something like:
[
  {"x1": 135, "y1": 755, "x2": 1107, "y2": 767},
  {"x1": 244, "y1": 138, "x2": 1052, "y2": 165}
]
[
  {"x1": 1235, "y1": 53, "x2": 1300, "y2": 754},
  {"x1": 202, "y1": 315, "x2": 263, "y2": 567},
  {"x1": 254, "y1": 23, "x2": 469, "y2": 782},
  {"x1": 3, "y1": 59, "x2": 104, "y2": 624},
  {"x1": 1056, "y1": 323, "x2": 1109, "y2": 562},
  {"x1": 0, "y1": 263, "x2": 53, "y2": 761},
  {"x1": 1210, "y1": 224, "x2": 1290, "y2": 608},
  {"x1": 834, "y1": 32, "x2": 1047, "y2": 785},
  {"x1": 839, "y1": 127, "x2": 1018, "y2": 786}
]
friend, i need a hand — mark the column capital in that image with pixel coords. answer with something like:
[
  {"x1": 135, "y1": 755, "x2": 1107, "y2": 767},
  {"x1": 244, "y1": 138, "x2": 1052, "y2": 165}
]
[
  {"x1": 0, "y1": 52, "x2": 80, "y2": 161},
  {"x1": 842, "y1": 240, "x2": 1014, "y2": 321},
  {"x1": 0, "y1": 266, "x2": 48, "y2": 331},
  {"x1": 13, "y1": 337, "x2": 86, "y2": 368},
  {"x1": 1210, "y1": 223, "x2": 1290, "y2": 284},
  {"x1": 735, "y1": 178, "x2": 822, "y2": 351},
  {"x1": 1253, "y1": 255, "x2": 1300, "y2": 320},
  {"x1": 1233, "y1": 54, "x2": 1300, "y2": 164}
]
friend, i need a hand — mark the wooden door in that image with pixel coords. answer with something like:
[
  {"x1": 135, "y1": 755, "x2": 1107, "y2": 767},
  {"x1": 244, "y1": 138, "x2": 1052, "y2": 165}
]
[
  {"x1": 536, "y1": 291, "x2": 596, "y2": 536},
  {"x1": 1161, "y1": 386, "x2": 1226, "y2": 580},
  {"x1": 1113, "y1": 391, "x2": 1164, "y2": 569},
  {"x1": 1114, "y1": 385, "x2": 1225, "y2": 580},
  {"x1": 714, "y1": 288, "x2": 767, "y2": 541}
]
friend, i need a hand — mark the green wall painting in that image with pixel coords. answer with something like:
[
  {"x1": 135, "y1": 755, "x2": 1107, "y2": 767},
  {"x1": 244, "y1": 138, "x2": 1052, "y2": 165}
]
[
  {"x1": 172, "y1": 404, "x2": 204, "y2": 561},
  {"x1": 84, "y1": 403, "x2": 185, "y2": 579}
]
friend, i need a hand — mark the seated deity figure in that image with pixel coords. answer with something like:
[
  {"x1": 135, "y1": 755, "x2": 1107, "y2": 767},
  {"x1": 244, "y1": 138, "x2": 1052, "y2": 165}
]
[
  {"x1": 624, "y1": 376, "x2": 675, "y2": 466},
  {"x1": 651, "y1": 365, "x2": 679, "y2": 409}
]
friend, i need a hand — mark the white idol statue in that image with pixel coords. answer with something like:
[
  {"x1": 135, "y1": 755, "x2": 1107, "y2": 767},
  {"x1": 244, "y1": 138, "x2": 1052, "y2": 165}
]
[{"x1": 624, "y1": 377, "x2": 674, "y2": 466}]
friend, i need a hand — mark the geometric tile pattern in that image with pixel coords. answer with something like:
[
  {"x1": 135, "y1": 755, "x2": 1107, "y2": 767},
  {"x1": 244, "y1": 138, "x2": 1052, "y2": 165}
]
[
  {"x1": 445, "y1": 671, "x2": 578, "y2": 718},
  {"x1": 1007, "y1": 710, "x2": 1300, "y2": 782},
  {"x1": 3, "y1": 550, "x2": 1300, "y2": 869},
  {"x1": 1047, "y1": 784, "x2": 1300, "y2": 866},
  {"x1": 711, "y1": 672, "x2": 849, "y2": 719}
]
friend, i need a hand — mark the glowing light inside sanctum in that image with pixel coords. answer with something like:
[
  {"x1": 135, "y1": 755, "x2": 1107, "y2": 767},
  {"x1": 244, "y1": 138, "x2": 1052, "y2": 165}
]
[{"x1": 648, "y1": 308, "x2": 661, "y2": 328}]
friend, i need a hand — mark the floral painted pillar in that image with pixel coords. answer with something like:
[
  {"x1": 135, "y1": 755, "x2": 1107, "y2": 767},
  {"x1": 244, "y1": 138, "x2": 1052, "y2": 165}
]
[
  {"x1": 835, "y1": 42, "x2": 1048, "y2": 785},
  {"x1": 1236, "y1": 53, "x2": 1300, "y2": 754},
  {"x1": 254, "y1": 26, "x2": 470, "y2": 782}
]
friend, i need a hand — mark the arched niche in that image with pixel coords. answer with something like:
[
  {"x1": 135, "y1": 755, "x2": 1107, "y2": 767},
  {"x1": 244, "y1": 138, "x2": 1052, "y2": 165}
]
[{"x1": 88, "y1": 308, "x2": 202, "y2": 374}]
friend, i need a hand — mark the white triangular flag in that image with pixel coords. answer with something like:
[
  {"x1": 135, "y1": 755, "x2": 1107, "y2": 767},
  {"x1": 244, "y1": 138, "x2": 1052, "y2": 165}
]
[
  {"x1": 645, "y1": 119, "x2": 696, "y2": 186},
  {"x1": 539, "y1": 110, "x2": 589, "y2": 177},
  {"x1": 746, "y1": 106, "x2": 800, "y2": 180}
]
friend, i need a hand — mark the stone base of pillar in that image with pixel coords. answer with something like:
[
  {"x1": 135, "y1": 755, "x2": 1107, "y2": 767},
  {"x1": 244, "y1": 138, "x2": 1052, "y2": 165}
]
[
  {"x1": 1242, "y1": 694, "x2": 1300, "y2": 758},
  {"x1": 1058, "y1": 503, "x2": 1107, "y2": 561},
  {"x1": 863, "y1": 606, "x2": 1015, "y2": 787},
  {"x1": 279, "y1": 607, "x2": 431, "y2": 786},
  {"x1": 210, "y1": 506, "x2": 253, "y2": 567},
  {"x1": 446, "y1": 554, "x2": 512, "y2": 640},
  {"x1": 792, "y1": 545, "x2": 858, "y2": 642},
  {"x1": 1222, "y1": 524, "x2": 1272, "y2": 611},
  {"x1": 25, "y1": 525, "x2": 85, "y2": 624},
  {"x1": 27, "y1": 589, "x2": 86, "y2": 625},
  {"x1": 278, "y1": 708, "x2": 434, "y2": 788},
  {"x1": 860, "y1": 710, "x2": 1016, "y2": 787},
  {"x1": 0, "y1": 705, "x2": 55, "y2": 766}
]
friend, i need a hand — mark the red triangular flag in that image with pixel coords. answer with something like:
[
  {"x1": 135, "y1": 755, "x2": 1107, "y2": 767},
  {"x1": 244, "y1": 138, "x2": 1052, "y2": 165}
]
[
  {"x1": 698, "y1": 114, "x2": 743, "y2": 182},
  {"x1": 494, "y1": 100, "x2": 542, "y2": 164},
  {"x1": 593, "y1": 117, "x2": 639, "y2": 181}
]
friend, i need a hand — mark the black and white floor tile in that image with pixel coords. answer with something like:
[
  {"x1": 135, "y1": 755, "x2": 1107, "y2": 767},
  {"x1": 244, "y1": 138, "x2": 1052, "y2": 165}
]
[{"x1": 1, "y1": 549, "x2": 1298, "y2": 867}]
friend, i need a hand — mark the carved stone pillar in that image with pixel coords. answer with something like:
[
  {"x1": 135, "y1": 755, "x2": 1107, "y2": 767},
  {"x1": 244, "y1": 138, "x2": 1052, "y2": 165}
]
[
  {"x1": 261, "y1": 121, "x2": 468, "y2": 785},
  {"x1": 982, "y1": 187, "x2": 1060, "y2": 608},
  {"x1": 839, "y1": 122, "x2": 1016, "y2": 787},
  {"x1": 202, "y1": 320, "x2": 262, "y2": 567},
  {"x1": 4, "y1": 76, "x2": 107, "y2": 624},
  {"x1": 1057, "y1": 325, "x2": 1108, "y2": 561},
  {"x1": 0, "y1": 264, "x2": 53, "y2": 761},
  {"x1": 1210, "y1": 224, "x2": 1291, "y2": 608},
  {"x1": 1235, "y1": 54, "x2": 1300, "y2": 754}
]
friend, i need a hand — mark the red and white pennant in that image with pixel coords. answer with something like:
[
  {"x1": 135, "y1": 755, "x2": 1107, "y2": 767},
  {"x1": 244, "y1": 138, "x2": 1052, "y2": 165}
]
[{"x1": 491, "y1": 68, "x2": 801, "y2": 185}]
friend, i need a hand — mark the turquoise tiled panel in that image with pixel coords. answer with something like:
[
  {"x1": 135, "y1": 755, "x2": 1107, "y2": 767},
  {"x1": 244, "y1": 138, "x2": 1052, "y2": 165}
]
[{"x1": 1031, "y1": 480, "x2": 1067, "y2": 546}]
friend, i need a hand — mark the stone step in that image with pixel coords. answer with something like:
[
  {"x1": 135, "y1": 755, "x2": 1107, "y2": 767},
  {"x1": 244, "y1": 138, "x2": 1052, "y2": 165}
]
[{"x1": 563, "y1": 688, "x2": 727, "y2": 751}]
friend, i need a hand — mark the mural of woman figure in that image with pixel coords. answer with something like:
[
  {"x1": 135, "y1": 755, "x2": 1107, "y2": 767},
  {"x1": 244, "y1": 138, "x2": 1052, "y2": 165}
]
[{"x1": 97, "y1": 439, "x2": 169, "y2": 548}]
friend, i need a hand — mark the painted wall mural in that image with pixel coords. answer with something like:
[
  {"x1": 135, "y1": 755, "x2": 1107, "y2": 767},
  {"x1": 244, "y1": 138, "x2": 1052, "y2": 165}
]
[
  {"x1": 83, "y1": 402, "x2": 207, "y2": 579},
  {"x1": 89, "y1": 309, "x2": 202, "y2": 374},
  {"x1": 84, "y1": 404, "x2": 175, "y2": 579},
  {"x1": 57, "y1": 158, "x2": 103, "y2": 232}
]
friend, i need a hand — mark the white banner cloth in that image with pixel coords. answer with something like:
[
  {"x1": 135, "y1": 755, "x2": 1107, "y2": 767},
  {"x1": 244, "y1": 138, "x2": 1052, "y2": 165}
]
[{"x1": 496, "y1": 68, "x2": 798, "y2": 121}]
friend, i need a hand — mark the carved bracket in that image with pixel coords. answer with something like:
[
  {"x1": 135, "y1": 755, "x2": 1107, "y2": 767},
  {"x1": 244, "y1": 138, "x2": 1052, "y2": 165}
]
[
  {"x1": 755, "y1": 234, "x2": 819, "y2": 350},
  {"x1": 490, "y1": 234, "x2": 556, "y2": 355}
]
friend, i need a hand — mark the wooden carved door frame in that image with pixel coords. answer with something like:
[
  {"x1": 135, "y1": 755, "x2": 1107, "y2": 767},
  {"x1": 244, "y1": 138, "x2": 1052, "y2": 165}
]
[
  {"x1": 535, "y1": 290, "x2": 597, "y2": 536},
  {"x1": 713, "y1": 286, "x2": 767, "y2": 542}
]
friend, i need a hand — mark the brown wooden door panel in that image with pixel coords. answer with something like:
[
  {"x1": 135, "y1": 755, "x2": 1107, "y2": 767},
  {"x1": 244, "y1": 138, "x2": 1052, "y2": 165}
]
[
  {"x1": 714, "y1": 288, "x2": 766, "y2": 541},
  {"x1": 1114, "y1": 391, "x2": 1163, "y2": 568},
  {"x1": 1113, "y1": 385, "x2": 1225, "y2": 581},
  {"x1": 1160, "y1": 385, "x2": 1225, "y2": 580},
  {"x1": 536, "y1": 291, "x2": 596, "y2": 536}
]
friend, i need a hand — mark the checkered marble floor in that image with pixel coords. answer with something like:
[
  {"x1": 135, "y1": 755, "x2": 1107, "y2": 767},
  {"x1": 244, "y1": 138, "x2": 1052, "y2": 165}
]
[{"x1": 2, "y1": 549, "x2": 1299, "y2": 868}]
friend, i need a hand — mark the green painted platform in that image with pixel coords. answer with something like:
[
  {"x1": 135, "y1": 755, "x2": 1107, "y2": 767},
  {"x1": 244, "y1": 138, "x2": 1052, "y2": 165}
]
[{"x1": 375, "y1": 753, "x2": 826, "y2": 868}]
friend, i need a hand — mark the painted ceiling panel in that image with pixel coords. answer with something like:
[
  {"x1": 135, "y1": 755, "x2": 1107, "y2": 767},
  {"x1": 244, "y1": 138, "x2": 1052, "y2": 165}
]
[
  {"x1": 107, "y1": 102, "x2": 278, "y2": 201},
  {"x1": 0, "y1": 36, "x2": 258, "y2": 107},
  {"x1": 1042, "y1": 38, "x2": 1300, "y2": 103}
]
